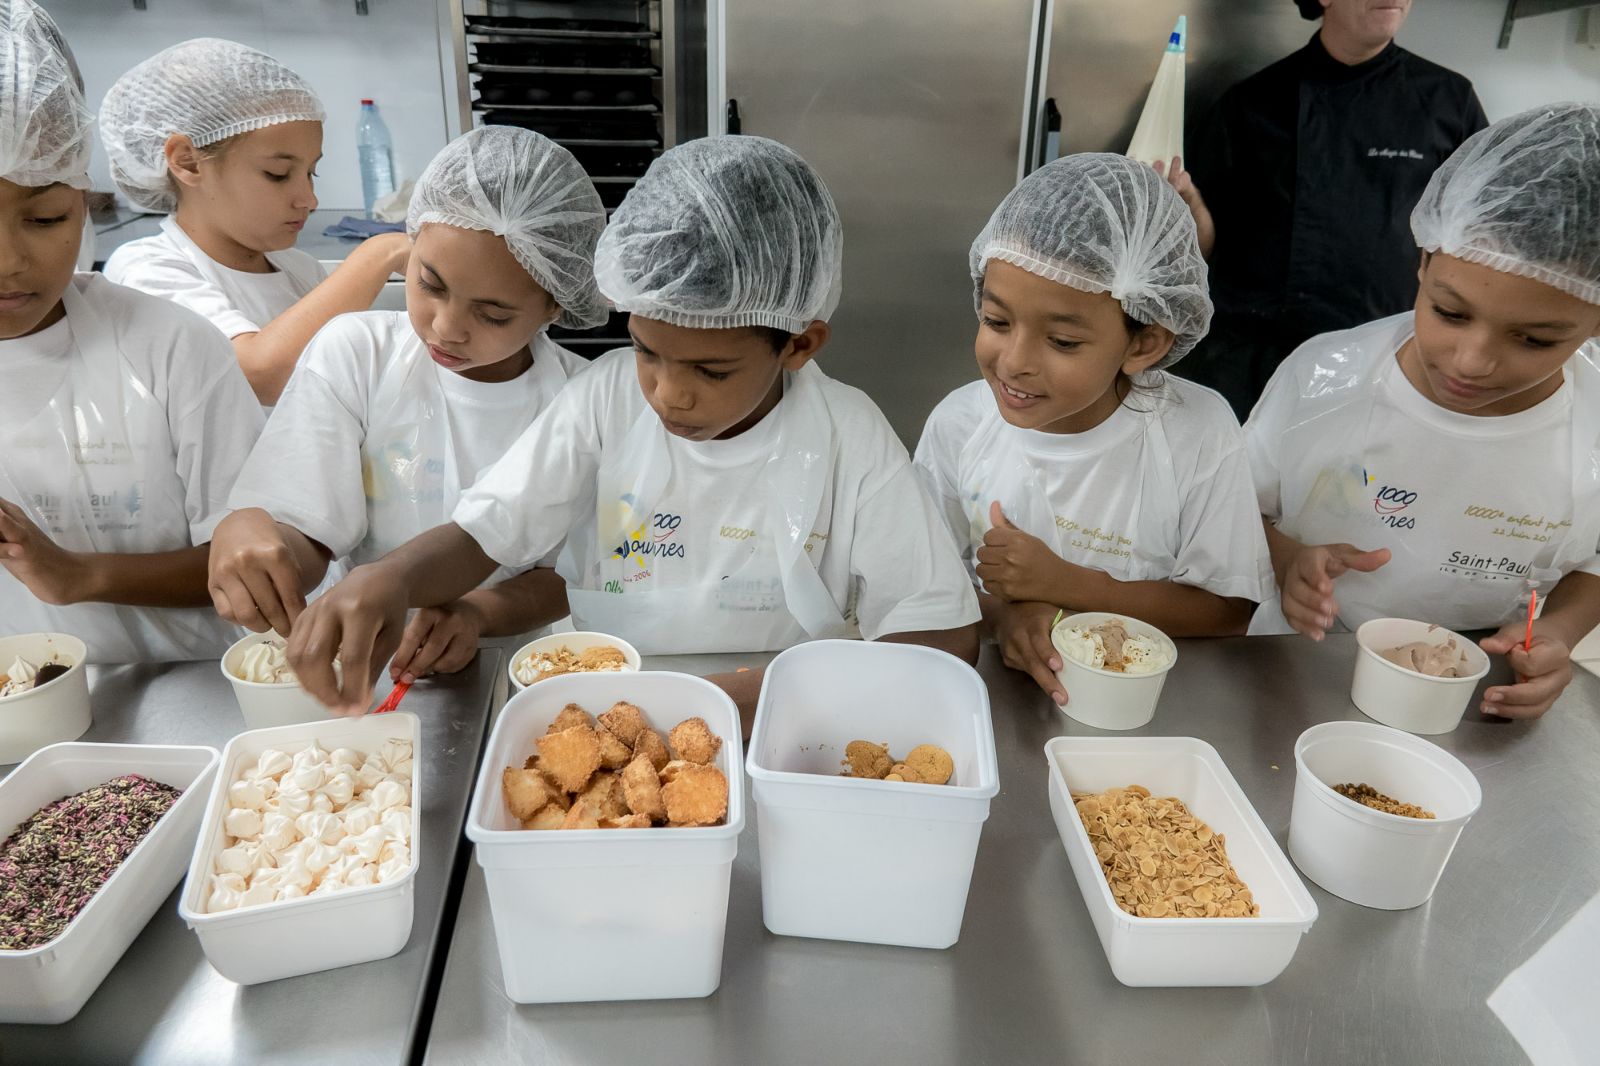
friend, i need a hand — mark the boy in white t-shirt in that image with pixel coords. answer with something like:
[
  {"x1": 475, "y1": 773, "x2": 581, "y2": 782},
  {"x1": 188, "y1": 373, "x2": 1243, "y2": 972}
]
[
  {"x1": 207, "y1": 127, "x2": 606, "y2": 680},
  {"x1": 916, "y1": 154, "x2": 1272, "y2": 703},
  {"x1": 284, "y1": 136, "x2": 980, "y2": 720},
  {"x1": 99, "y1": 39, "x2": 409, "y2": 405},
  {"x1": 1247, "y1": 104, "x2": 1600, "y2": 719}
]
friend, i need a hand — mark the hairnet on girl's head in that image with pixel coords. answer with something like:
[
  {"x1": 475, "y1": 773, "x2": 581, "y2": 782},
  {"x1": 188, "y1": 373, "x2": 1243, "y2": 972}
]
[
  {"x1": 0, "y1": 0, "x2": 92, "y2": 190},
  {"x1": 971, "y1": 153, "x2": 1213, "y2": 368},
  {"x1": 99, "y1": 38, "x2": 325, "y2": 212},
  {"x1": 593, "y1": 135, "x2": 843, "y2": 333},
  {"x1": 1411, "y1": 103, "x2": 1600, "y2": 307},
  {"x1": 408, "y1": 126, "x2": 609, "y2": 330}
]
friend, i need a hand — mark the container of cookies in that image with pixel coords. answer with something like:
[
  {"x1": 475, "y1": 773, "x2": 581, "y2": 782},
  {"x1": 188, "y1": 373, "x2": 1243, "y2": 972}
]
[
  {"x1": 178, "y1": 712, "x2": 420, "y2": 984},
  {"x1": 1289, "y1": 720, "x2": 1481, "y2": 910},
  {"x1": 1045, "y1": 736, "x2": 1318, "y2": 986},
  {"x1": 507, "y1": 631, "x2": 642, "y2": 692},
  {"x1": 0, "y1": 632, "x2": 91, "y2": 764},
  {"x1": 0, "y1": 741, "x2": 219, "y2": 1024},
  {"x1": 1351, "y1": 618, "x2": 1489, "y2": 735},
  {"x1": 466, "y1": 670, "x2": 744, "y2": 1003},
  {"x1": 746, "y1": 640, "x2": 999, "y2": 950},
  {"x1": 1049, "y1": 612, "x2": 1178, "y2": 731}
]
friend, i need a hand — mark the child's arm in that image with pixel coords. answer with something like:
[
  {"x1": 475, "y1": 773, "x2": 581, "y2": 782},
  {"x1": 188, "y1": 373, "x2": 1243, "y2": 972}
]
[
  {"x1": 1478, "y1": 570, "x2": 1600, "y2": 720},
  {"x1": 980, "y1": 592, "x2": 1066, "y2": 704},
  {"x1": 388, "y1": 567, "x2": 571, "y2": 683},
  {"x1": 1264, "y1": 518, "x2": 1391, "y2": 640},
  {"x1": 208, "y1": 507, "x2": 332, "y2": 635}
]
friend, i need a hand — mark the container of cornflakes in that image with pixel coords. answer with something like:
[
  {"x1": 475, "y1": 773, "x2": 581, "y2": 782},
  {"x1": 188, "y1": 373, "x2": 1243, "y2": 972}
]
[
  {"x1": 1289, "y1": 720, "x2": 1481, "y2": 910},
  {"x1": 1351, "y1": 619, "x2": 1489, "y2": 735}
]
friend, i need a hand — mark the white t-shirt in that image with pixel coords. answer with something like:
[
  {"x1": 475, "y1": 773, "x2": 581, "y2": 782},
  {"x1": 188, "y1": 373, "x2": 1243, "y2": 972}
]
[
  {"x1": 453, "y1": 348, "x2": 979, "y2": 645},
  {"x1": 0, "y1": 275, "x2": 264, "y2": 663},
  {"x1": 915, "y1": 377, "x2": 1274, "y2": 603},
  {"x1": 1245, "y1": 312, "x2": 1600, "y2": 634}
]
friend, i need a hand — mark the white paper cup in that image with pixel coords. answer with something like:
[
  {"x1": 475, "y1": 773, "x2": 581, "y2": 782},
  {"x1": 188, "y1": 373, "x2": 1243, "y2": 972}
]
[
  {"x1": 507, "y1": 631, "x2": 641, "y2": 692},
  {"x1": 1289, "y1": 721, "x2": 1481, "y2": 910},
  {"x1": 0, "y1": 632, "x2": 90, "y2": 764},
  {"x1": 1050, "y1": 612, "x2": 1177, "y2": 731},
  {"x1": 220, "y1": 632, "x2": 335, "y2": 731},
  {"x1": 1352, "y1": 618, "x2": 1489, "y2": 735}
]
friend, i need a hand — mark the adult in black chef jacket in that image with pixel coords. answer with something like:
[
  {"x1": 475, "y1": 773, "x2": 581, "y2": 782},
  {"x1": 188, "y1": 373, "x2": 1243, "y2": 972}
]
[{"x1": 1167, "y1": 0, "x2": 1486, "y2": 419}]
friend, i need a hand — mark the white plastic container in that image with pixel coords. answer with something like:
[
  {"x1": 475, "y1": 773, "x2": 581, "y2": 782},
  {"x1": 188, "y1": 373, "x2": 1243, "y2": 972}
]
[
  {"x1": 1351, "y1": 618, "x2": 1490, "y2": 735},
  {"x1": 0, "y1": 632, "x2": 91, "y2": 764},
  {"x1": 1289, "y1": 720, "x2": 1482, "y2": 910},
  {"x1": 507, "y1": 630, "x2": 642, "y2": 692},
  {"x1": 467, "y1": 671, "x2": 743, "y2": 1003},
  {"x1": 1045, "y1": 736, "x2": 1318, "y2": 986},
  {"x1": 747, "y1": 640, "x2": 999, "y2": 950},
  {"x1": 178, "y1": 712, "x2": 421, "y2": 984},
  {"x1": 220, "y1": 631, "x2": 337, "y2": 730},
  {"x1": 0, "y1": 741, "x2": 219, "y2": 1023},
  {"x1": 1050, "y1": 612, "x2": 1178, "y2": 731}
]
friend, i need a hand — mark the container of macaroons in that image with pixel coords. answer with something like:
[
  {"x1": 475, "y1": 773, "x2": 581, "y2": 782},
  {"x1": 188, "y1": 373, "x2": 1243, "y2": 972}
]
[
  {"x1": 507, "y1": 631, "x2": 641, "y2": 691},
  {"x1": 467, "y1": 671, "x2": 743, "y2": 1003},
  {"x1": 0, "y1": 741, "x2": 218, "y2": 1024},
  {"x1": 220, "y1": 630, "x2": 338, "y2": 731},
  {"x1": 0, "y1": 632, "x2": 91, "y2": 764},
  {"x1": 178, "y1": 713, "x2": 419, "y2": 984}
]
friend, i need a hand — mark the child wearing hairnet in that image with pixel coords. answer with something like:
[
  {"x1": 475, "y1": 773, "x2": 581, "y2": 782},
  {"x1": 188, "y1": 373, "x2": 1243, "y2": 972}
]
[
  {"x1": 1246, "y1": 104, "x2": 1600, "y2": 721},
  {"x1": 0, "y1": 1, "x2": 264, "y2": 663},
  {"x1": 98, "y1": 39, "x2": 410, "y2": 406},
  {"x1": 281, "y1": 136, "x2": 980, "y2": 721},
  {"x1": 915, "y1": 154, "x2": 1273, "y2": 703},
  {"x1": 207, "y1": 127, "x2": 606, "y2": 680}
]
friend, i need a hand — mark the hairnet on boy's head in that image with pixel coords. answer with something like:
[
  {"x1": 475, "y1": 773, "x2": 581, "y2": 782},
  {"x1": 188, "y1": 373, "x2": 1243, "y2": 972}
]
[
  {"x1": 593, "y1": 135, "x2": 843, "y2": 333},
  {"x1": 0, "y1": 0, "x2": 92, "y2": 190},
  {"x1": 1411, "y1": 103, "x2": 1600, "y2": 307},
  {"x1": 100, "y1": 38, "x2": 325, "y2": 212},
  {"x1": 970, "y1": 153, "x2": 1213, "y2": 368},
  {"x1": 408, "y1": 126, "x2": 609, "y2": 330}
]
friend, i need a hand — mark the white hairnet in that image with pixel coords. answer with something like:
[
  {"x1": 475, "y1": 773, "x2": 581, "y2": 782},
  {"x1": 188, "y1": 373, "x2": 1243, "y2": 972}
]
[
  {"x1": 100, "y1": 38, "x2": 325, "y2": 212},
  {"x1": 970, "y1": 152, "x2": 1212, "y2": 367},
  {"x1": 1, "y1": 0, "x2": 92, "y2": 189},
  {"x1": 408, "y1": 126, "x2": 608, "y2": 330},
  {"x1": 594, "y1": 135, "x2": 843, "y2": 333},
  {"x1": 1411, "y1": 103, "x2": 1600, "y2": 307}
]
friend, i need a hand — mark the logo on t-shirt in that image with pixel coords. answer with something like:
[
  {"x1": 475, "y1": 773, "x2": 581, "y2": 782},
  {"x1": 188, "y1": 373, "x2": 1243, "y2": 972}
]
[
  {"x1": 1365, "y1": 470, "x2": 1418, "y2": 531},
  {"x1": 611, "y1": 511, "x2": 687, "y2": 571},
  {"x1": 1367, "y1": 147, "x2": 1425, "y2": 161}
]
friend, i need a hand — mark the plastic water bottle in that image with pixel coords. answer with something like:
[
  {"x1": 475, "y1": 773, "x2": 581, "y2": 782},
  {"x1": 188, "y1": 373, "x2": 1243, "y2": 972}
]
[{"x1": 356, "y1": 99, "x2": 397, "y2": 218}]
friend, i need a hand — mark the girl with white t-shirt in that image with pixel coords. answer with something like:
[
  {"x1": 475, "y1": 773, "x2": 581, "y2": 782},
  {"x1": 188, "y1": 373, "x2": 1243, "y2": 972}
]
[
  {"x1": 1247, "y1": 104, "x2": 1600, "y2": 721},
  {"x1": 0, "y1": 7, "x2": 264, "y2": 663},
  {"x1": 915, "y1": 154, "x2": 1273, "y2": 704},
  {"x1": 98, "y1": 39, "x2": 409, "y2": 406},
  {"x1": 207, "y1": 126, "x2": 608, "y2": 683}
]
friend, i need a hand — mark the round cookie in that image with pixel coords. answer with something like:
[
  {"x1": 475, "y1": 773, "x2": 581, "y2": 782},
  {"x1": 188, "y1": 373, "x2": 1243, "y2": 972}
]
[{"x1": 904, "y1": 744, "x2": 953, "y2": 785}]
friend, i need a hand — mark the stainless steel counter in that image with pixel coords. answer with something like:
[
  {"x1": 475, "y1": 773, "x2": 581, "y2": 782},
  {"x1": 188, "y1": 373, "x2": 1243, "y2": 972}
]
[
  {"x1": 422, "y1": 636, "x2": 1599, "y2": 1066},
  {"x1": 0, "y1": 651, "x2": 502, "y2": 1065}
]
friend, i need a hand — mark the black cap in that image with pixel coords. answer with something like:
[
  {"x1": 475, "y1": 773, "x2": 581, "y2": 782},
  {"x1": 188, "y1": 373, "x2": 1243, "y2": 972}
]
[{"x1": 1296, "y1": 0, "x2": 1323, "y2": 18}]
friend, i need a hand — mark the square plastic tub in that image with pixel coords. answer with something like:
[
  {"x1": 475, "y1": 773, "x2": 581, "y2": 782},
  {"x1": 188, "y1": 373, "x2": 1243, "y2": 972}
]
[
  {"x1": 0, "y1": 741, "x2": 219, "y2": 1024},
  {"x1": 467, "y1": 671, "x2": 744, "y2": 1003},
  {"x1": 177, "y1": 713, "x2": 421, "y2": 985},
  {"x1": 747, "y1": 640, "x2": 1000, "y2": 949},
  {"x1": 1046, "y1": 736, "x2": 1318, "y2": 986}
]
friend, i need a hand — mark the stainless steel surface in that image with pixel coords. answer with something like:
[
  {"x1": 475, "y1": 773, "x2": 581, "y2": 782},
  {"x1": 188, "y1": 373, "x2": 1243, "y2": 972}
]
[
  {"x1": 719, "y1": 1, "x2": 1039, "y2": 446},
  {"x1": 424, "y1": 636, "x2": 1600, "y2": 1065},
  {"x1": 0, "y1": 652, "x2": 502, "y2": 1065}
]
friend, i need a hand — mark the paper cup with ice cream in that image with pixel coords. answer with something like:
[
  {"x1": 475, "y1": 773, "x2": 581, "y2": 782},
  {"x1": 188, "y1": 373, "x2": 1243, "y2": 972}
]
[
  {"x1": 0, "y1": 632, "x2": 90, "y2": 764},
  {"x1": 1351, "y1": 619, "x2": 1489, "y2": 735},
  {"x1": 1049, "y1": 612, "x2": 1177, "y2": 730},
  {"x1": 508, "y1": 632, "x2": 641, "y2": 692},
  {"x1": 222, "y1": 631, "x2": 337, "y2": 731}
]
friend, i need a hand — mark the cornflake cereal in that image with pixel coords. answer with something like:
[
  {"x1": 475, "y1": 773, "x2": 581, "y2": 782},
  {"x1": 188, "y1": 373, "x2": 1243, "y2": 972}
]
[
  {"x1": 835, "y1": 740, "x2": 954, "y2": 785},
  {"x1": 1333, "y1": 782, "x2": 1435, "y2": 820},
  {"x1": 512, "y1": 644, "x2": 631, "y2": 686},
  {"x1": 1072, "y1": 784, "x2": 1259, "y2": 919}
]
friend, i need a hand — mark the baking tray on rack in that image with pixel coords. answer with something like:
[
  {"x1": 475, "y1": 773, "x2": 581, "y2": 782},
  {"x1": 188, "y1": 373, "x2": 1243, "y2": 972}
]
[
  {"x1": 473, "y1": 73, "x2": 657, "y2": 110},
  {"x1": 465, "y1": 15, "x2": 656, "y2": 40},
  {"x1": 472, "y1": 41, "x2": 653, "y2": 68},
  {"x1": 475, "y1": 110, "x2": 661, "y2": 146}
]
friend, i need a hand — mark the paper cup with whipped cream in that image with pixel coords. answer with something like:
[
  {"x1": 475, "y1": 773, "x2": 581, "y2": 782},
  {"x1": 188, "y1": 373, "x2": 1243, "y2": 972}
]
[
  {"x1": 0, "y1": 632, "x2": 90, "y2": 763},
  {"x1": 1049, "y1": 612, "x2": 1178, "y2": 731},
  {"x1": 221, "y1": 631, "x2": 338, "y2": 731},
  {"x1": 1351, "y1": 619, "x2": 1489, "y2": 735},
  {"x1": 508, "y1": 632, "x2": 641, "y2": 692}
]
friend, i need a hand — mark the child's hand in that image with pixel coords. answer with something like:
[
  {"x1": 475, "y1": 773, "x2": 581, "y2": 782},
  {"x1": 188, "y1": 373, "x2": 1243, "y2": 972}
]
[
  {"x1": 1280, "y1": 542, "x2": 1390, "y2": 640},
  {"x1": 208, "y1": 508, "x2": 306, "y2": 636},
  {"x1": 1478, "y1": 625, "x2": 1574, "y2": 719},
  {"x1": 0, "y1": 497, "x2": 86, "y2": 606},
  {"x1": 286, "y1": 565, "x2": 408, "y2": 716},
  {"x1": 976, "y1": 502, "x2": 1067, "y2": 603},
  {"x1": 995, "y1": 599, "x2": 1067, "y2": 705},
  {"x1": 390, "y1": 600, "x2": 485, "y2": 683}
]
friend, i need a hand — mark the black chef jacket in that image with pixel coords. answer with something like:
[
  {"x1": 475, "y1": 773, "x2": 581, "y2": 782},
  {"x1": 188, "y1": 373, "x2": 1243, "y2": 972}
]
[{"x1": 1182, "y1": 33, "x2": 1486, "y2": 417}]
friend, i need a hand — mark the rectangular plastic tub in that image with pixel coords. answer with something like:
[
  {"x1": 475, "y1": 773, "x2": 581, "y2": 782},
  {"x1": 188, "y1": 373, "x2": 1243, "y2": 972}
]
[
  {"x1": 747, "y1": 640, "x2": 999, "y2": 949},
  {"x1": 177, "y1": 713, "x2": 421, "y2": 985},
  {"x1": 467, "y1": 671, "x2": 744, "y2": 1003},
  {"x1": 1046, "y1": 736, "x2": 1318, "y2": 986},
  {"x1": 0, "y1": 741, "x2": 219, "y2": 1023}
]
